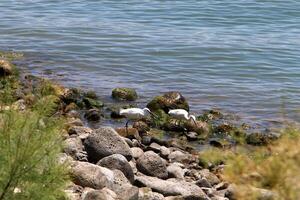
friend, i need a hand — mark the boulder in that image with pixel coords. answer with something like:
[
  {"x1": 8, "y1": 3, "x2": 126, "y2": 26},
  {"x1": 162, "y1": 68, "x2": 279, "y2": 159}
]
[
  {"x1": 84, "y1": 127, "x2": 132, "y2": 162},
  {"x1": 147, "y1": 92, "x2": 189, "y2": 113},
  {"x1": 71, "y1": 161, "x2": 115, "y2": 189},
  {"x1": 115, "y1": 127, "x2": 141, "y2": 141},
  {"x1": 97, "y1": 154, "x2": 134, "y2": 183},
  {"x1": 112, "y1": 88, "x2": 138, "y2": 101},
  {"x1": 160, "y1": 146, "x2": 171, "y2": 159},
  {"x1": 137, "y1": 151, "x2": 168, "y2": 179},
  {"x1": 133, "y1": 121, "x2": 150, "y2": 134},
  {"x1": 199, "y1": 169, "x2": 220, "y2": 186},
  {"x1": 83, "y1": 97, "x2": 104, "y2": 109},
  {"x1": 135, "y1": 175, "x2": 208, "y2": 199},
  {"x1": 0, "y1": 59, "x2": 13, "y2": 76}
]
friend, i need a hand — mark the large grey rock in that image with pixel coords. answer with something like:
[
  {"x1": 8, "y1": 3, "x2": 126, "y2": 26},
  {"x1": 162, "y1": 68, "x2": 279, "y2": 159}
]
[
  {"x1": 97, "y1": 154, "x2": 134, "y2": 183},
  {"x1": 71, "y1": 161, "x2": 114, "y2": 189},
  {"x1": 131, "y1": 147, "x2": 144, "y2": 159},
  {"x1": 68, "y1": 126, "x2": 92, "y2": 140},
  {"x1": 84, "y1": 127, "x2": 132, "y2": 162},
  {"x1": 199, "y1": 169, "x2": 220, "y2": 186},
  {"x1": 71, "y1": 162, "x2": 138, "y2": 200},
  {"x1": 136, "y1": 175, "x2": 208, "y2": 199},
  {"x1": 137, "y1": 151, "x2": 168, "y2": 179}
]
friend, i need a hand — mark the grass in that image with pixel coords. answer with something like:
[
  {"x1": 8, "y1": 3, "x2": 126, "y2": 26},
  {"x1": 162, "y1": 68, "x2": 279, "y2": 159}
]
[
  {"x1": 0, "y1": 55, "x2": 69, "y2": 199},
  {"x1": 199, "y1": 126, "x2": 300, "y2": 200}
]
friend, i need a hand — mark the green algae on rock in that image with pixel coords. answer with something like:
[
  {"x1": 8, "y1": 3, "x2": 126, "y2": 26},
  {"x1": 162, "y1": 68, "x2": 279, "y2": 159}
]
[
  {"x1": 112, "y1": 88, "x2": 138, "y2": 101},
  {"x1": 147, "y1": 91, "x2": 189, "y2": 113}
]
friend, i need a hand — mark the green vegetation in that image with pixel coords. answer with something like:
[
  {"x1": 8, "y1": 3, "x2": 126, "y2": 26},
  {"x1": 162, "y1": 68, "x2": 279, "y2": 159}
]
[
  {"x1": 0, "y1": 54, "x2": 69, "y2": 200},
  {"x1": 199, "y1": 127, "x2": 300, "y2": 200}
]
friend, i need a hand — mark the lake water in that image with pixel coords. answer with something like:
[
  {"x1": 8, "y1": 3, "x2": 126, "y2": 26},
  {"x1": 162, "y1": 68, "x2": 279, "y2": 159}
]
[{"x1": 1, "y1": 0, "x2": 300, "y2": 127}]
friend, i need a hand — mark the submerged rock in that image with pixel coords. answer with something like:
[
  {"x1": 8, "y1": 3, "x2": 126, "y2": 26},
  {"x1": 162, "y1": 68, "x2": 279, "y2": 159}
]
[
  {"x1": 112, "y1": 88, "x2": 138, "y2": 101},
  {"x1": 84, "y1": 127, "x2": 132, "y2": 162},
  {"x1": 84, "y1": 109, "x2": 101, "y2": 121},
  {"x1": 147, "y1": 92, "x2": 189, "y2": 113},
  {"x1": 83, "y1": 97, "x2": 104, "y2": 109}
]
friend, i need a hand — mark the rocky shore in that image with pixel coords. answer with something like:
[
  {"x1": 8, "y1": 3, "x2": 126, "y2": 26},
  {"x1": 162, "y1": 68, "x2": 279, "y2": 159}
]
[{"x1": 0, "y1": 56, "x2": 282, "y2": 200}]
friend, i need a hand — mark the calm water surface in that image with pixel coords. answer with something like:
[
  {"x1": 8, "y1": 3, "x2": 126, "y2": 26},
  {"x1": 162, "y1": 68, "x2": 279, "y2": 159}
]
[{"x1": 1, "y1": 0, "x2": 300, "y2": 126}]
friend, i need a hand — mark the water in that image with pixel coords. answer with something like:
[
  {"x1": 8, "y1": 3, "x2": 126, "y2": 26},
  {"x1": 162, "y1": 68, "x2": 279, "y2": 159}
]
[{"x1": 1, "y1": 0, "x2": 300, "y2": 127}]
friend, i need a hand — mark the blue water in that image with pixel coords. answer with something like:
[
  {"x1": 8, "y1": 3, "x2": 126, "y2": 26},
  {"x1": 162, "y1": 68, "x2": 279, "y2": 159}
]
[{"x1": 1, "y1": 0, "x2": 300, "y2": 126}]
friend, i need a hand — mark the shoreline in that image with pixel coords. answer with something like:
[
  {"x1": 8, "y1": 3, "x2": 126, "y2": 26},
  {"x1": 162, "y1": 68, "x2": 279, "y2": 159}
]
[{"x1": 1, "y1": 51, "x2": 299, "y2": 199}]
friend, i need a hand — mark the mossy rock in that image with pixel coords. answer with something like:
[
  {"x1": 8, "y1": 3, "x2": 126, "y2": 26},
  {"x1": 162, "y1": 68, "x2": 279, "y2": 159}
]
[
  {"x1": 83, "y1": 97, "x2": 104, "y2": 109},
  {"x1": 112, "y1": 88, "x2": 138, "y2": 101},
  {"x1": 198, "y1": 109, "x2": 223, "y2": 122},
  {"x1": 246, "y1": 132, "x2": 278, "y2": 146},
  {"x1": 109, "y1": 104, "x2": 137, "y2": 119},
  {"x1": 147, "y1": 91, "x2": 189, "y2": 113}
]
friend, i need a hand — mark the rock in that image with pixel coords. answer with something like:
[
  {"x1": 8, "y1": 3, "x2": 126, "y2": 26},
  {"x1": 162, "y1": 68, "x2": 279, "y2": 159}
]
[
  {"x1": 129, "y1": 160, "x2": 138, "y2": 174},
  {"x1": 61, "y1": 88, "x2": 84, "y2": 107},
  {"x1": 135, "y1": 175, "x2": 208, "y2": 199},
  {"x1": 214, "y1": 182, "x2": 229, "y2": 191},
  {"x1": 148, "y1": 143, "x2": 161, "y2": 153},
  {"x1": 66, "y1": 118, "x2": 84, "y2": 127},
  {"x1": 133, "y1": 121, "x2": 150, "y2": 134},
  {"x1": 66, "y1": 110, "x2": 81, "y2": 118},
  {"x1": 71, "y1": 162, "x2": 138, "y2": 200},
  {"x1": 68, "y1": 126, "x2": 93, "y2": 140},
  {"x1": 65, "y1": 102, "x2": 79, "y2": 113},
  {"x1": 83, "y1": 97, "x2": 104, "y2": 109},
  {"x1": 82, "y1": 188, "x2": 117, "y2": 200},
  {"x1": 97, "y1": 154, "x2": 134, "y2": 183},
  {"x1": 137, "y1": 151, "x2": 168, "y2": 179},
  {"x1": 131, "y1": 147, "x2": 144, "y2": 159},
  {"x1": 84, "y1": 109, "x2": 101, "y2": 121},
  {"x1": 183, "y1": 121, "x2": 210, "y2": 136},
  {"x1": 199, "y1": 169, "x2": 220, "y2": 186},
  {"x1": 139, "y1": 187, "x2": 165, "y2": 200},
  {"x1": 12, "y1": 99, "x2": 26, "y2": 111},
  {"x1": 64, "y1": 184, "x2": 82, "y2": 200},
  {"x1": 84, "y1": 127, "x2": 132, "y2": 162},
  {"x1": 209, "y1": 138, "x2": 231, "y2": 148},
  {"x1": 71, "y1": 161, "x2": 115, "y2": 189},
  {"x1": 112, "y1": 88, "x2": 138, "y2": 101},
  {"x1": 196, "y1": 179, "x2": 212, "y2": 188},
  {"x1": 167, "y1": 163, "x2": 185, "y2": 179},
  {"x1": 147, "y1": 92, "x2": 189, "y2": 113},
  {"x1": 142, "y1": 136, "x2": 152, "y2": 146},
  {"x1": 0, "y1": 59, "x2": 13, "y2": 76},
  {"x1": 115, "y1": 127, "x2": 141, "y2": 141},
  {"x1": 185, "y1": 132, "x2": 198, "y2": 141},
  {"x1": 246, "y1": 132, "x2": 278, "y2": 145},
  {"x1": 168, "y1": 151, "x2": 190, "y2": 163},
  {"x1": 63, "y1": 137, "x2": 88, "y2": 161},
  {"x1": 160, "y1": 146, "x2": 171, "y2": 159}
]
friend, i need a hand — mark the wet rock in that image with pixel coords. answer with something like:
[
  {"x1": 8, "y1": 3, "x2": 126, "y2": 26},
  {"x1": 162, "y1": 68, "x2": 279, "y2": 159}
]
[
  {"x1": 61, "y1": 88, "x2": 84, "y2": 107},
  {"x1": 82, "y1": 188, "x2": 117, "y2": 200},
  {"x1": 97, "y1": 154, "x2": 134, "y2": 183},
  {"x1": 66, "y1": 118, "x2": 84, "y2": 127},
  {"x1": 138, "y1": 187, "x2": 165, "y2": 200},
  {"x1": 84, "y1": 127, "x2": 132, "y2": 162},
  {"x1": 142, "y1": 136, "x2": 152, "y2": 146},
  {"x1": 147, "y1": 92, "x2": 189, "y2": 113},
  {"x1": 167, "y1": 163, "x2": 185, "y2": 179},
  {"x1": 63, "y1": 137, "x2": 88, "y2": 161},
  {"x1": 0, "y1": 59, "x2": 13, "y2": 76},
  {"x1": 133, "y1": 121, "x2": 150, "y2": 134},
  {"x1": 137, "y1": 151, "x2": 168, "y2": 179},
  {"x1": 68, "y1": 126, "x2": 93, "y2": 140},
  {"x1": 183, "y1": 121, "x2": 210, "y2": 136},
  {"x1": 84, "y1": 109, "x2": 101, "y2": 121},
  {"x1": 83, "y1": 97, "x2": 104, "y2": 109},
  {"x1": 246, "y1": 132, "x2": 278, "y2": 145},
  {"x1": 135, "y1": 175, "x2": 208, "y2": 199},
  {"x1": 131, "y1": 147, "x2": 144, "y2": 159},
  {"x1": 112, "y1": 88, "x2": 138, "y2": 101}
]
